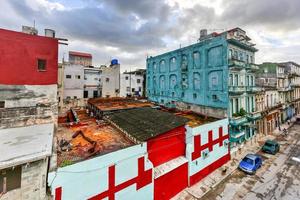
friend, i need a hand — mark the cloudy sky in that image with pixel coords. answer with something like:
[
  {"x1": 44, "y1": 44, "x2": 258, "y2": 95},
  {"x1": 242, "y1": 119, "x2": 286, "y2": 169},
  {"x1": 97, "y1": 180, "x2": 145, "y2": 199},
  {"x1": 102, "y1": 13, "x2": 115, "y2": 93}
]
[{"x1": 1, "y1": 0, "x2": 300, "y2": 71}]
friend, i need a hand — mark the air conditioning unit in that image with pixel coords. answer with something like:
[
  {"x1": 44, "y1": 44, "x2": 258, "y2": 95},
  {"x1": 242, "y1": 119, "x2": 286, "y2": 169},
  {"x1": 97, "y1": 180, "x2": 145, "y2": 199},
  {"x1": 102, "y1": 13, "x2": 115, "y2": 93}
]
[
  {"x1": 224, "y1": 140, "x2": 229, "y2": 147},
  {"x1": 202, "y1": 149, "x2": 209, "y2": 158}
]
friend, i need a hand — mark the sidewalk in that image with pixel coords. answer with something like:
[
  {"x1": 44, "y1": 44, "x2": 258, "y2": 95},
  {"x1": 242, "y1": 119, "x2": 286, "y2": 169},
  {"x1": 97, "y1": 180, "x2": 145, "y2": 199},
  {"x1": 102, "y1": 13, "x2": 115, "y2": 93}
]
[{"x1": 172, "y1": 117, "x2": 296, "y2": 200}]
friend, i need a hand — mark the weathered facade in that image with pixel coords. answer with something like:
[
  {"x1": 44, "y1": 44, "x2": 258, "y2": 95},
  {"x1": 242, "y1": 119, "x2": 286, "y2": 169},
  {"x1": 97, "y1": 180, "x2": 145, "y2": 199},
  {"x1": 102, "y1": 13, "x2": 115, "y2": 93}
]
[
  {"x1": 146, "y1": 28, "x2": 260, "y2": 152},
  {"x1": 120, "y1": 69, "x2": 146, "y2": 97},
  {"x1": 69, "y1": 51, "x2": 92, "y2": 67},
  {"x1": 0, "y1": 28, "x2": 58, "y2": 199}
]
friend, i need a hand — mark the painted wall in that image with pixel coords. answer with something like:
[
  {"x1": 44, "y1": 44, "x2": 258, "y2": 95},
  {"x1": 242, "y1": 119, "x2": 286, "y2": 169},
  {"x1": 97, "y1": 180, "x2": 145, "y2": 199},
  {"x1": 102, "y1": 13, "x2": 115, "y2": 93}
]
[
  {"x1": 100, "y1": 64, "x2": 120, "y2": 98},
  {"x1": 48, "y1": 144, "x2": 153, "y2": 200},
  {"x1": 63, "y1": 64, "x2": 84, "y2": 99},
  {"x1": 0, "y1": 28, "x2": 58, "y2": 85},
  {"x1": 147, "y1": 126, "x2": 186, "y2": 167},
  {"x1": 185, "y1": 118, "x2": 230, "y2": 186},
  {"x1": 84, "y1": 67, "x2": 102, "y2": 98},
  {"x1": 146, "y1": 35, "x2": 229, "y2": 109},
  {"x1": 120, "y1": 73, "x2": 144, "y2": 97}
]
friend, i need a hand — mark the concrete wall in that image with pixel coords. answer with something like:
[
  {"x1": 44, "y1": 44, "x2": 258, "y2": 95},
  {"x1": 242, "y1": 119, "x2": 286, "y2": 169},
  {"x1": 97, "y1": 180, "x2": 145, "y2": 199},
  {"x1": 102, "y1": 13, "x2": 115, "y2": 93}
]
[
  {"x1": 48, "y1": 144, "x2": 153, "y2": 200},
  {"x1": 120, "y1": 73, "x2": 144, "y2": 97},
  {"x1": 84, "y1": 68, "x2": 102, "y2": 98},
  {"x1": 100, "y1": 64, "x2": 120, "y2": 98},
  {"x1": 0, "y1": 84, "x2": 57, "y2": 129},
  {"x1": 146, "y1": 35, "x2": 229, "y2": 109},
  {"x1": 63, "y1": 64, "x2": 84, "y2": 99},
  {"x1": 185, "y1": 118, "x2": 230, "y2": 185},
  {"x1": 1, "y1": 159, "x2": 48, "y2": 200}
]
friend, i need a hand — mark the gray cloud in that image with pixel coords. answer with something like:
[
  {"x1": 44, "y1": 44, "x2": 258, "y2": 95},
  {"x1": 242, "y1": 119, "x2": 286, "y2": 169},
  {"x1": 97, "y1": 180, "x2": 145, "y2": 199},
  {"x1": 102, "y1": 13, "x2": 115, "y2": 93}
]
[{"x1": 1, "y1": 0, "x2": 300, "y2": 70}]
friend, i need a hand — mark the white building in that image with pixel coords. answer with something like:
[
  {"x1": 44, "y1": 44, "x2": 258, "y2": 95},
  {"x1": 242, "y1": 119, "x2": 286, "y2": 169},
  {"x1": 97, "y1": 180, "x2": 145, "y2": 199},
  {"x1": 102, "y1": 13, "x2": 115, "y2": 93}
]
[
  {"x1": 84, "y1": 67, "x2": 102, "y2": 98},
  {"x1": 120, "y1": 69, "x2": 145, "y2": 97},
  {"x1": 63, "y1": 63, "x2": 84, "y2": 100},
  {"x1": 100, "y1": 62, "x2": 120, "y2": 98}
]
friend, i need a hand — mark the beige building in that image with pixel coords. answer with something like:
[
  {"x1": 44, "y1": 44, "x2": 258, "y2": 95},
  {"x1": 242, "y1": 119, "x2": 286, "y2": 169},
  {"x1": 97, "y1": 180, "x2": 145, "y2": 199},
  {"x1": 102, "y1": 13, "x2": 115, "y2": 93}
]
[{"x1": 69, "y1": 51, "x2": 92, "y2": 66}]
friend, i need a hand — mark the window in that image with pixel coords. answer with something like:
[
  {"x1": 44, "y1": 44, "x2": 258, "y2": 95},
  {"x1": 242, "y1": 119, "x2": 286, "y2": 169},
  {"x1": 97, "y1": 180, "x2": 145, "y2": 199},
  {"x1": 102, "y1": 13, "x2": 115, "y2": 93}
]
[
  {"x1": 84, "y1": 91, "x2": 88, "y2": 98},
  {"x1": 193, "y1": 51, "x2": 200, "y2": 68},
  {"x1": 193, "y1": 93, "x2": 197, "y2": 99},
  {"x1": 137, "y1": 79, "x2": 141, "y2": 84},
  {"x1": 234, "y1": 74, "x2": 239, "y2": 86},
  {"x1": 37, "y1": 59, "x2": 47, "y2": 71},
  {"x1": 66, "y1": 96, "x2": 71, "y2": 100},
  {"x1": 132, "y1": 88, "x2": 135, "y2": 92},
  {"x1": 138, "y1": 87, "x2": 142, "y2": 92},
  {"x1": 181, "y1": 92, "x2": 185, "y2": 98},
  {"x1": 74, "y1": 96, "x2": 77, "y2": 99},
  {"x1": 212, "y1": 94, "x2": 218, "y2": 101},
  {"x1": 229, "y1": 74, "x2": 233, "y2": 86},
  {"x1": 0, "y1": 101, "x2": 4, "y2": 108},
  {"x1": 170, "y1": 57, "x2": 177, "y2": 71},
  {"x1": 235, "y1": 98, "x2": 239, "y2": 113},
  {"x1": 106, "y1": 78, "x2": 109, "y2": 82},
  {"x1": 66, "y1": 75, "x2": 71, "y2": 79},
  {"x1": 93, "y1": 90, "x2": 98, "y2": 98},
  {"x1": 126, "y1": 87, "x2": 130, "y2": 92},
  {"x1": 125, "y1": 76, "x2": 129, "y2": 80},
  {"x1": 94, "y1": 78, "x2": 98, "y2": 81},
  {"x1": 75, "y1": 75, "x2": 81, "y2": 79},
  {"x1": 0, "y1": 166, "x2": 21, "y2": 193}
]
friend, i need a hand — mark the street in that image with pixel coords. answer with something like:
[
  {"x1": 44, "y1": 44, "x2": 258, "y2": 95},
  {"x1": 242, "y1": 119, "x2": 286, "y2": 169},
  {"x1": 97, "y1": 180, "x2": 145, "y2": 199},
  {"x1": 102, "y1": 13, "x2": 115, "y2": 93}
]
[{"x1": 200, "y1": 124, "x2": 300, "y2": 200}]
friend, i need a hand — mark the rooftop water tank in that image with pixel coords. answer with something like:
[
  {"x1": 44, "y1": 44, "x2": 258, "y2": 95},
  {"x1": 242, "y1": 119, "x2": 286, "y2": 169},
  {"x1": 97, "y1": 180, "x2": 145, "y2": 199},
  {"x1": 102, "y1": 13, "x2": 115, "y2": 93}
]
[
  {"x1": 111, "y1": 59, "x2": 119, "y2": 65},
  {"x1": 45, "y1": 29, "x2": 55, "y2": 38}
]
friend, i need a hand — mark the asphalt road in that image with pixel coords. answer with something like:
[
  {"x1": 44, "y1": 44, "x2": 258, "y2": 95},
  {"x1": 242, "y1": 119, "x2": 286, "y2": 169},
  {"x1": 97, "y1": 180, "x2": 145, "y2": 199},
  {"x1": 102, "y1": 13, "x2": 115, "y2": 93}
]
[{"x1": 200, "y1": 124, "x2": 300, "y2": 200}]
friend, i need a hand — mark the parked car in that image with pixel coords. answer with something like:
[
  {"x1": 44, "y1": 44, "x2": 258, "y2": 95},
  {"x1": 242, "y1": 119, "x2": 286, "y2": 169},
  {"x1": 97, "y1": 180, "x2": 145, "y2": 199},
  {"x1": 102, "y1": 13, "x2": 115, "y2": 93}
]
[
  {"x1": 238, "y1": 154, "x2": 262, "y2": 174},
  {"x1": 262, "y1": 140, "x2": 280, "y2": 154},
  {"x1": 295, "y1": 115, "x2": 300, "y2": 124}
]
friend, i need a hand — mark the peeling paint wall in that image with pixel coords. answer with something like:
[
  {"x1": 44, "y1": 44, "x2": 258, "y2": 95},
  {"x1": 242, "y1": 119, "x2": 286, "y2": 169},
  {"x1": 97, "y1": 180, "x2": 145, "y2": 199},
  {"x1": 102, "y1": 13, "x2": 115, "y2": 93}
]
[{"x1": 0, "y1": 84, "x2": 57, "y2": 129}]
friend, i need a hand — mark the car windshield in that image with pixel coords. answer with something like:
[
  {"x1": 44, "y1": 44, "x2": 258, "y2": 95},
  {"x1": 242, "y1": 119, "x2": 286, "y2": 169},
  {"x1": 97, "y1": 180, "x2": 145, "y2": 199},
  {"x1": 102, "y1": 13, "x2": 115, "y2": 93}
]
[
  {"x1": 242, "y1": 157, "x2": 254, "y2": 165},
  {"x1": 265, "y1": 142, "x2": 274, "y2": 147}
]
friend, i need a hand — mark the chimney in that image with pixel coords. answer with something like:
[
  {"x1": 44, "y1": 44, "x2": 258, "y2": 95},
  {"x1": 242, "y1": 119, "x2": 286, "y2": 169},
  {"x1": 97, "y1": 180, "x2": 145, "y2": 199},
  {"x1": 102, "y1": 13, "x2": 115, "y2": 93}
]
[
  {"x1": 45, "y1": 29, "x2": 55, "y2": 38},
  {"x1": 200, "y1": 29, "x2": 208, "y2": 40}
]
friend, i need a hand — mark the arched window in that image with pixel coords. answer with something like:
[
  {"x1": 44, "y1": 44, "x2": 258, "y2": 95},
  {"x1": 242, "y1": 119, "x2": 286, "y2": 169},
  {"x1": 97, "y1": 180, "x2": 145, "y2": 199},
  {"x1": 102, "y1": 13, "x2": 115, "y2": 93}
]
[
  {"x1": 170, "y1": 57, "x2": 177, "y2": 71},
  {"x1": 181, "y1": 55, "x2": 188, "y2": 70},
  {"x1": 169, "y1": 74, "x2": 177, "y2": 89},
  {"x1": 229, "y1": 49, "x2": 233, "y2": 59},
  {"x1": 193, "y1": 51, "x2": 200, "y2": 68},
  {"x1": 160, "y1": 60, "x2": 166, "y2": 72},
  {"x1": 193, "y1": 73, "x2": 200, "y2": 90},
  {"x1": 153, "y1": 62, "x2": 157, "y2": 71},
  {"x1": 159, "y1": 75, "x2": 165, "y2": 90}
]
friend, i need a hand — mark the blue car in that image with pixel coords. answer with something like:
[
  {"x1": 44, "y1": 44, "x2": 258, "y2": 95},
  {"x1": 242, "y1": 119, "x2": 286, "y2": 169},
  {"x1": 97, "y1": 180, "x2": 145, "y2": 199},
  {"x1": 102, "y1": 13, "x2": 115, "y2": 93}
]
[{"x1": 238, "y1": 154, "x2": 262, "y2": 174}]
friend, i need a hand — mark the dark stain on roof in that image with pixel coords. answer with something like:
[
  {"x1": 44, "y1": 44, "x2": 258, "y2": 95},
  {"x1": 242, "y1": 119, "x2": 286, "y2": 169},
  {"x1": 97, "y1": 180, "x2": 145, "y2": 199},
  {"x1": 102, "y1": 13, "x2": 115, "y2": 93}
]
[{"x1": 106, "y1": 107, "x2": 189, "y2": 142}]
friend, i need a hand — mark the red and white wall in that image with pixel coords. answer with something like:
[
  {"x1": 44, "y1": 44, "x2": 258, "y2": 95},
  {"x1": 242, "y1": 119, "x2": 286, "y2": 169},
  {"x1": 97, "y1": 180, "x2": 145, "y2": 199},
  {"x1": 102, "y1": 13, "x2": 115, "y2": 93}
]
[{"x1": 48, "y1": 119, "x2": 230, "y2": 200}]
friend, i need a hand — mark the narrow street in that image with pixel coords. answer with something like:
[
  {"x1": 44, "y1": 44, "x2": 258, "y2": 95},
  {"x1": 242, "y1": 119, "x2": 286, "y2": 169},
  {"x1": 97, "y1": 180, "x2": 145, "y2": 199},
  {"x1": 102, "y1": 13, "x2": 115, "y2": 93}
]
[{"x1": 200, "y1": 124, "x2": 300, "y2": 200}]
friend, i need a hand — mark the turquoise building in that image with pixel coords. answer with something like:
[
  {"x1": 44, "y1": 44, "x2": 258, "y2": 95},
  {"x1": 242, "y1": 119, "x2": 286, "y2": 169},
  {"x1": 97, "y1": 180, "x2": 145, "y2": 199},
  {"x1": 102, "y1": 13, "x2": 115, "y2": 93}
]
[{"x1": 146, "y1": 28, "x2": 261, "y2": 151}]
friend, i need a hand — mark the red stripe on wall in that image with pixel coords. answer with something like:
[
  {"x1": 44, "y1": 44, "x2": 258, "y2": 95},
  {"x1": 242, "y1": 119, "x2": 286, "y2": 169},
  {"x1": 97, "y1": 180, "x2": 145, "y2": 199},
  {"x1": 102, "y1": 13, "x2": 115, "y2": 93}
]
[
  {"x1": 147, "y1": 126, "x2": 186, "y2": 167},
  {"x1": 190, "y1": 153, "x2": 231, "y2": 186},
  {"x1": 191, "y1": 127, "x2": 229, "y2": 161},
  {"x1": 154, "y1": 162, "x2": 188, "y2": 200},
  {"x1": 55, "y1": 187, "x2": 62, "y2": 200}
]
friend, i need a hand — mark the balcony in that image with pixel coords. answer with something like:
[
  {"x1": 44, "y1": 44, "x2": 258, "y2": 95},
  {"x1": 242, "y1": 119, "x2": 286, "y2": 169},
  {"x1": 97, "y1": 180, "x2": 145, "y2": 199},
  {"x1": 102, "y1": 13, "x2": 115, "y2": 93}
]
[
  {"x1": 277, "y1": 73, "x2": 285, "y2": 78},
  {"x1": 228, "y1": 59, "x2": 246, "y2": 70},
  {"x1": 246, "y1": 63, "x2": 259, "y2": 72},
  {"x1": 230, "y1": 116, "x2": 248, "y2": 126},
  {"x1": 246, "y1": 86, "x2": 262, "y2": 93},
  {"x1": 291, "y1": 83, "x2": 300, "y2": 88},
  {"x1": 247, "y1": 111, "x2": 261, "y2": 121},
  {"x1": 229, "y1": 86, "x2": 245, "y2": 94},
  {"x1": 278, "y1": 87, "x2": 292, "y2": 92},
  {"x1": 229, "y1": 130, "x2": 245, "y2": 143}
]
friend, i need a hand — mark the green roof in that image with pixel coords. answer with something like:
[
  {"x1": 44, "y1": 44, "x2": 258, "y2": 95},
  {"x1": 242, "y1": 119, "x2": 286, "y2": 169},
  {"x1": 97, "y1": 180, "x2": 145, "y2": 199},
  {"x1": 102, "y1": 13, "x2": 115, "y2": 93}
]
[{"x1": 106, "y1": 107, "x2": 189, "y2": 142}]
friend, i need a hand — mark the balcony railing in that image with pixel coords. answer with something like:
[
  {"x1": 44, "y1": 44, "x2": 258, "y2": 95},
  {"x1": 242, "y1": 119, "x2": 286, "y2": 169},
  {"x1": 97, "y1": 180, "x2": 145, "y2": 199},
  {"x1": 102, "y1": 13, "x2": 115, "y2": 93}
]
[
  {"x1": 247, "y1": 111, "x2": 261, "y2": 121},
  {"x1": 277, "y1": 73, "x2": 285, "y2": 78},
  {"x1": 228, "y1": 59, "x2": 246, "y2": 69},
  {"x1": 230, "y1": 116, "x2": 248, "y2": 126},
  {"x1": 246, "y1": 63, "x2": 259, "y2": 71},
  {"x1": 246, "y1": 86, "x2": 262, "y2": 93},
  {"x1": 229, "y1": 85, "x2": 245, "y2": 94},
  {"x1": 229, "y1": 130, "x2": 245, "y2": 142}
]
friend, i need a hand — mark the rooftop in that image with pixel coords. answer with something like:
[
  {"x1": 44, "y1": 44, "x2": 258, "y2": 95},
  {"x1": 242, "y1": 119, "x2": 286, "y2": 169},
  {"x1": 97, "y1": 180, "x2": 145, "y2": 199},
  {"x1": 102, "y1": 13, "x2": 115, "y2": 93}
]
[
  {"x1": 69, "y1": 51, "x2": 92, "y2": 58},
  {"x1": 88, "y1": 97, "x2": 153, "y2": 112},
  {"x1": 0, "y1": 123, "x2": 54, "y2": 169},
  {"x1": 56, "y1": 110, "x2": 134, "y2": 167},
  {"x1": 106, "y1": 107, "x2": 189, "y2": 142}
]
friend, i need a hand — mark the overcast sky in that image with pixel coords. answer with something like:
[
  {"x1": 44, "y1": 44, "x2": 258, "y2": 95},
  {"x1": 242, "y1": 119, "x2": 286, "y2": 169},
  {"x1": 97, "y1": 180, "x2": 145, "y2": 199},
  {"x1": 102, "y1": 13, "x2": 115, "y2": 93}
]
[{"x1": 1, "y1": 0, "x2": 300, "y2": 72}]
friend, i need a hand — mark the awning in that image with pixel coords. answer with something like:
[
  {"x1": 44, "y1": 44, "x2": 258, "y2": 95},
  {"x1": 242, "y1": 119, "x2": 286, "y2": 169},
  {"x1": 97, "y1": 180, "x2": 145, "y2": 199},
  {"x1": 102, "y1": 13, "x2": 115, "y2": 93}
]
[{"x1": 0, "y1": 123, "x2": 54, "y2": 169}]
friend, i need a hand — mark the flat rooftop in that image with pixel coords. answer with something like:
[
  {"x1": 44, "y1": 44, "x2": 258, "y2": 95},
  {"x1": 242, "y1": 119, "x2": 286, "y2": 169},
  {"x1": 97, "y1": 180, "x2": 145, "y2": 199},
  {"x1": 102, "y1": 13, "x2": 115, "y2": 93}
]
[
  {"x1": 88, "y1": 97, "x2": 153, "y2": 112},
  {"x1": 56, "y1": 110, "x2": 134, "y2": 167}
]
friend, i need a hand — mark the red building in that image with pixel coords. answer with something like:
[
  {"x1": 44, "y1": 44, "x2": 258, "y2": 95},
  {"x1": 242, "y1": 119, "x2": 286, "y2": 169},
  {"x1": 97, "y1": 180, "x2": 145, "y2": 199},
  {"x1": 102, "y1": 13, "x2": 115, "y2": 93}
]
[{"x1": 0, "y1": 28, "x2": 58, "y2": 85}]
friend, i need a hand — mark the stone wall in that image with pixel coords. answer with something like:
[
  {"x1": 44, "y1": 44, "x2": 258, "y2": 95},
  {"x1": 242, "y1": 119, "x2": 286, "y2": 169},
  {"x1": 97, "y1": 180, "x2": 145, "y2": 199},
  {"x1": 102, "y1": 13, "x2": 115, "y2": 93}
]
[{"x1": 1, "y1": 159, "x2": 48, "y2": 200}]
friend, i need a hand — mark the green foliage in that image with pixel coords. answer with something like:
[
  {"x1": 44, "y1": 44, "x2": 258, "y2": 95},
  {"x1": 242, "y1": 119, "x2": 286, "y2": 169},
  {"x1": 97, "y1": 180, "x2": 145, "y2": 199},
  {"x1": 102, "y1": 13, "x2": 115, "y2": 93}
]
[
  {"x1": 60, "y1": 160, "x2": 73, "y2": 167},
  {"x1": 233, "y1": 108, "x2": 247, "y2": 117}
]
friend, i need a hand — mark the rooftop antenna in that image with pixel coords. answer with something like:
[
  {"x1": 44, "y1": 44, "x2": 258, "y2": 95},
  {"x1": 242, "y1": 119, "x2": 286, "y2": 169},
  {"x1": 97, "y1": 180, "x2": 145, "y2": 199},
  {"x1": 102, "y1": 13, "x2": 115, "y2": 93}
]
[{"x1": 33, "y1": 20, "x2": 36, "y2": 28}]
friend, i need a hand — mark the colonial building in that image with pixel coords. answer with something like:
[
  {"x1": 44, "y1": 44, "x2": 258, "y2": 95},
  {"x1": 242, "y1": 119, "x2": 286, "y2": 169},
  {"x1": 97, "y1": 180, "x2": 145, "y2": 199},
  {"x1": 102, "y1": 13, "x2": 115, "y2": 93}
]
[
  {"x1": 146, "y1": 27, "x2": 261, "y2": 152},
  {"x1": 120, "y1": 69, "x2": 146, "y2": 97},
  {"x1": 0, "y1": 28, "x2": 58, "y2": 200}
]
